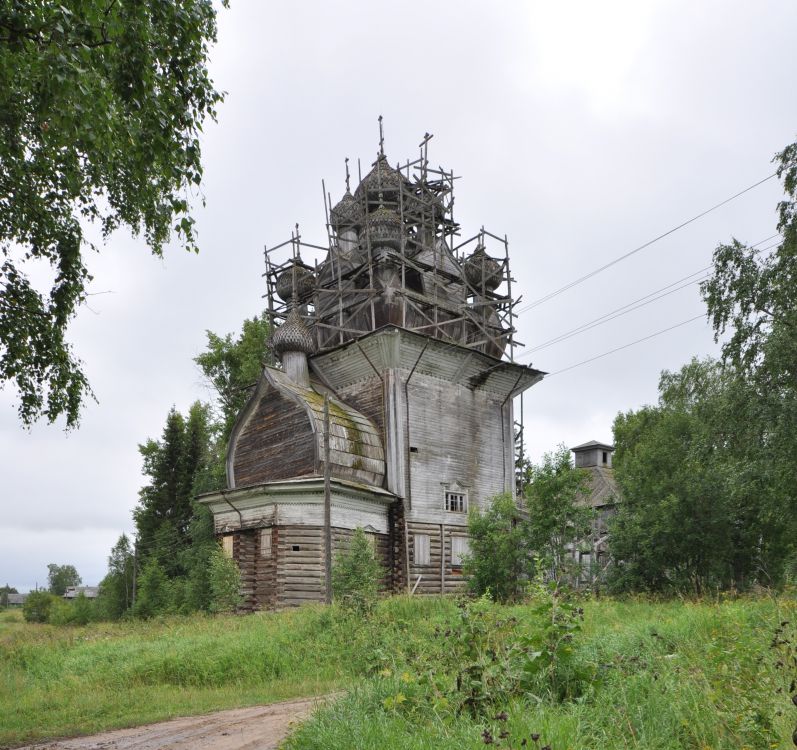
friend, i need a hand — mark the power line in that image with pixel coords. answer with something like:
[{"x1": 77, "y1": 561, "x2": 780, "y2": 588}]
[
  {"x1": 522, "y1": 273, "x2": 708, "y2": 356},
  {"x1": 519, "y1": 234, "x2": 782, "y2": 357},
  {"x1": 546, "y1": 314, "x2": 707, "y2": 377},
  {"x1": 516, "y1": 173, "x2": 778, "y2": 314}
]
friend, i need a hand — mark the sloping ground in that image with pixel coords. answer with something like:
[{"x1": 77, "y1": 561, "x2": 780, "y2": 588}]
[{"x1": 17, "y1": 696, "x2": 326, "y2": 750}]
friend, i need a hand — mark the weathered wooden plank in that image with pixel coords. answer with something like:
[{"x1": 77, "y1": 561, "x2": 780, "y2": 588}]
[{"x1": 233, "y1": 388, "x2": 316, "y2": 487}]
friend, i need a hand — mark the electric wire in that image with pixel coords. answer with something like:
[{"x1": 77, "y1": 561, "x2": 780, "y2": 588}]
[
  {"x1": 546, "y1": 314, "x2": 707, "y2": 377},
  {"x1": 516, "y1": 173, "x2": 778, "y2": 314},
  {"x1": 523, "y1": 275, "x2": 708, "y2": 356},
  {"x1": 519, "y1": 234, "x2": 782, "y2": 358}
]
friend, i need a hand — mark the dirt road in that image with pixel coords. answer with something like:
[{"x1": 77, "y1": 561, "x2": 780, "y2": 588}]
[{"x1": 18, "y1": 696, "x2": 327, "y2": 750}]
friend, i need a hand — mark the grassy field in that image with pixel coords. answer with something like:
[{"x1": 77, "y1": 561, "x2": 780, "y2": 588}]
[{"x1": 1, "y1": 594, "x2": 795, "y2": 750}]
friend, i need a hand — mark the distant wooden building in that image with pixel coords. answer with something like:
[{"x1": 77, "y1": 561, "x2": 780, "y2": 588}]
[
  {"x1": 63, "y1": 586, "x2": 99, "y2": 599},
  {"x1": 569, "y1": 440, "x2": 619, "y2": 586},
  {"x1": 199, "y1": 131, "x2": 543, "y2": 610},
  {"x1": 6, "y1": 593, "x2": 27, "y2": 607}
]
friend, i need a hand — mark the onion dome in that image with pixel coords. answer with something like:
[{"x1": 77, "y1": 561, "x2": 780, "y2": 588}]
[
  {"x1": 354, "y1": 154, "x2": 405, "y2": 203},
  {"x1": 275, "y1": 260, "x2": 315, "y2": 303},
  {"x1": 403, "y1": 187, "x2": 446, "y2": 224},
  {"x1": 365, "y1": 202, "x2": 402, "y2": 250},
  {"x1": 330, "y1": 190, "x2": 363, "y2": 231},
  {"x1": 271, "y1": 306, "x2": 316, "y2": 357},
  {"x1": 463, "y1": 244, "x2": 502, "y2": 292}
]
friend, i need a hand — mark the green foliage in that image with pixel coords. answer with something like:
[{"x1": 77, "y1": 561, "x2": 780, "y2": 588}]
[
  {"x1": 285, "y1": 596, "x2": 796, "y2": 750},
  {"x1": 194, "y1": 313, "x2": 271, "y2": 437},
  {"x1": 332, "y1": 528, "x2": 384, "y2": 614},
  {"x1": 436, "y1": 595, "x2": 527, "y2": 718},
  {"x1": 374, "y1": 591, "x2": 590, "y2": 723},
  {"x1": 48, "y1": 592, "x2": 99, "y2": 626},
  {"x1": 208, "y1": 546, "x2": 241, "y2": 614},
  {"x1": 520, "y1": 575, "x2": 590, "y2": 701},
  {"x1": 46, "y1": 563, "x2": 81, "y2": 596},
  {"x1": 2, "y1": 595, "x2": 795, "y2": 748},
  {"x1": 465, "y1": 493, "x2": 529, "y2": 603},
  {"x1": 182, "y1": 504, "x2": 217, "y2": 613},
  {"x1": 22, "y1": 590, "x2": 55, "y2": 623},
  {"x1": 193, "y1": 312, "x2": 271, "y2": 494},
  {"x1": 467, "y1": 450, "x2": 591, "y2": 601},
  {"x1": 524, "y1": 445, "x2": 593, "y2": 583},
  {"x1": 98, "y1": 313, "x2": 270, "y2": 622},
  {"x1": 0, "y1": 0, "x2": 226, "y2": 427},
  {"x1": 133, "y1": 560, "x2": 170, "y2": 619},
  {"x1": 610, "y1": 358, "x2": 794, "y2": 593},
  {"x1": 0, "y1": 584, "x2": 16, "y2": 608},
  {"x1": 697, "y1": 136, "x2": 797, "y2": 589},
  {"x1": 133, "y1": 402, "x2": 211, "y2": 578},
  {"x1": 97, "y1": 534, "x2": 134, "y2": 620}
]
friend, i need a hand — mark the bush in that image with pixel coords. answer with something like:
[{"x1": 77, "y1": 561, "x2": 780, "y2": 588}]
[
  {"x1": 332, "y1": 528, "x2": 384, "y2": 614},
  {"x1": 208, "y1": 545, "x2": 241, "y2": 614},
  {"x1": 133, "y1": 560, "x2": 170, "y2": 619},
  {"x1": 465, "y1": 493, "x2": 529, "y2": 602},
  {"x1": 49, "y1": 593, "x2": 101, "y2": 626},
  {"x1": 22, "y1": 591, "x2": 55, "y2": 623}
]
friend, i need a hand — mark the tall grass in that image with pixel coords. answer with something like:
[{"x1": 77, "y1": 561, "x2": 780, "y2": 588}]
[
  {"x1": 0, "y1": 597, "x2": 455, "y2": 747},
  {"x1": 285, "y1": 596, "x2": 797, "y2": 750},
  {"x1": 2, "y1": 595, "x2": 794, "y2": 750}
]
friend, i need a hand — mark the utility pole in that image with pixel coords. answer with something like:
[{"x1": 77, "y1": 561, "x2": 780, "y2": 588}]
[
  {"x1": 323, "y1": 394, "x2": 332, "y2": 604},
  {"x1": 131, "y1": 539, "x2": 138, "y2": 609}
]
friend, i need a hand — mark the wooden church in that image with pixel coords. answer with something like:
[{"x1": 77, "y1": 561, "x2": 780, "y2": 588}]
[{"x1": 198, "y1": 127, "x2": 544, "y2": 610}]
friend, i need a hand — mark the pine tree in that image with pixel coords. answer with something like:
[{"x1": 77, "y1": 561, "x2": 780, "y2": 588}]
[{"x1": 98, "y1": 534, "x2": 135, "y2": 619}]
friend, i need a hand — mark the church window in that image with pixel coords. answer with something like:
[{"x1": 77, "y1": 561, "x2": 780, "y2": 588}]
[{"x1": 445, "y1": 491, "x2": 467, "y2": 513}]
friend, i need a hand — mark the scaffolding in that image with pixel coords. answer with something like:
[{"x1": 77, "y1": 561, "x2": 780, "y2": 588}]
[{"x1": 262, "y1": 126, "x2": 522, "y2": 363}]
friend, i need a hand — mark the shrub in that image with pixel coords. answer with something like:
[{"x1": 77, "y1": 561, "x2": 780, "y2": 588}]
[
  {"x1": 208, "y1": 545, "x2": 241, "y2": 614},
  {"x1": 133, "y1": 560, "x2": 170, "y2": 619},
  {"x1": 332, "y1": 528, "x2": 384, "y2": 614},
  {"x1": 465, "y1": 493, "x2": 529, "y2": 602},
  {"x1": 48, "y1": 595, "x2": 98, "y2": 626},
  {"x1": 22, "y1": 591, "x2": 55, "y2": 623}
]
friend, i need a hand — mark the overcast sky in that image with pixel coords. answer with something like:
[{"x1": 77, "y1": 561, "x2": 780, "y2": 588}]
[{"x1": 3, "y1": 0, "x2": 796, "y2": 592}]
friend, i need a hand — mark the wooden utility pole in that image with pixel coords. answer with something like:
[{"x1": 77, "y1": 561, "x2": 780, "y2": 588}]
[
  {"x1": 323, "y1": 394, "x2": 332, "y2": 604},
  {"x1": 131, "y1": 539, "x2": 138, "y2": 609}
]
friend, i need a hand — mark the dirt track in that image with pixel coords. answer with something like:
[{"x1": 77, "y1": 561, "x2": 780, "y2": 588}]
[{"x1": 18, "y1": 696, "x2": 327, "y2": 750}]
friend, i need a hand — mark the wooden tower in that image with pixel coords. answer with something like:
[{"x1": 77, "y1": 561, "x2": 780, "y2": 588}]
[{"x1": 199, "y1": 126, "x2": 544, "y2": 609}]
